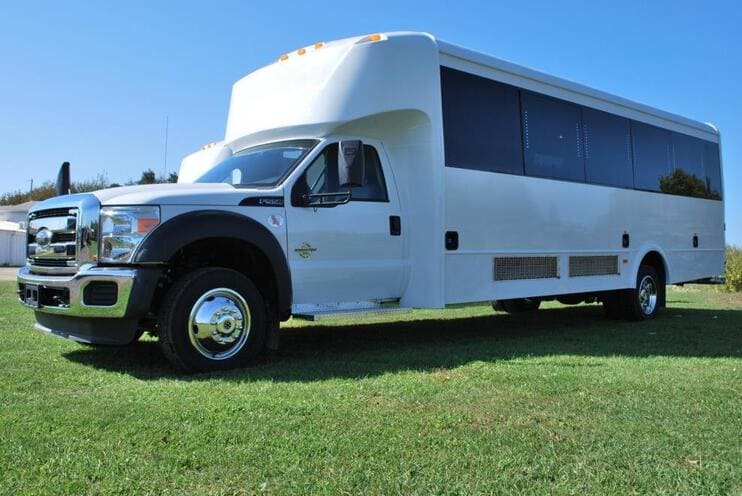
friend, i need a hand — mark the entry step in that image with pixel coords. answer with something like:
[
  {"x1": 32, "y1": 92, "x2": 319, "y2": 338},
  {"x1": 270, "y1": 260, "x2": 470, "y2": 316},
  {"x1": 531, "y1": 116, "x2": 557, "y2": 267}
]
[{"x1": 291, "y1": 302, "x2": 412, "y2": 321}]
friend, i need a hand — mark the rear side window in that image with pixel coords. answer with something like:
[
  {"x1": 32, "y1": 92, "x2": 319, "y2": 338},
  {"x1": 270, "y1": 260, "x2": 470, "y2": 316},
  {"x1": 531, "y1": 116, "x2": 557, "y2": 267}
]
[
  {"x1": 521, "y1": 91, "x2": 585, "y2": 182},
  {"x1": 300, "y1": 144, "x2": 388, "y2": 202},
  {"x1": 441, "y1": 67, "x2": 523, "y2": 175},
  {"x1": 703, "y1": 142, "x2": 723, "y2": 200},
  {"x1": 582, "y1": 108, "x2": 633, "y2": 188},
  {"x1": 663, "y1": 132, "x2": 714, "y2": 199}
]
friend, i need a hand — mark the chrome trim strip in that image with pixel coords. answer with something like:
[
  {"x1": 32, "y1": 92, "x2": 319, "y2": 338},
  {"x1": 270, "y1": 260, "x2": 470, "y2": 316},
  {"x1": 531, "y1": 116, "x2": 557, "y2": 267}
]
[{"x1": 17, "y1": 264, "x2": 135, "y2": 318}]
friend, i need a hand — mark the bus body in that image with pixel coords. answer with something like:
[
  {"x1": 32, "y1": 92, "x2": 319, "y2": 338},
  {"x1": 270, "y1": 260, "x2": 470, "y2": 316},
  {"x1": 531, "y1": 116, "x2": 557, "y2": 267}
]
[{"x1": 19, "y1": 32, "x2": 724, "y2": 371}]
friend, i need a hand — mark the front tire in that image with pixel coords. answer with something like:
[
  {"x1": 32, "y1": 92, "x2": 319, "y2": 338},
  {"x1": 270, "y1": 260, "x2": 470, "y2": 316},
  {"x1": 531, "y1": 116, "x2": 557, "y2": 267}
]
[{"x1": 158, "y1": 267, "x2": 268, "y2": 372}]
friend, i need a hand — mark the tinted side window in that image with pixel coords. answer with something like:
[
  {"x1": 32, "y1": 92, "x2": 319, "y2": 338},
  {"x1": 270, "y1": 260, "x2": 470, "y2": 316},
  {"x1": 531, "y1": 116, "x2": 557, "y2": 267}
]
[
  {"x1": 631, "y1": 121, "x2": 672, "y2": 191},
  {"x1": 582, "y1": 108, "x2": 633, "y2": 188},
  {"x1": 661, "y1": 132, "x2": 712, "y2": 198},
  {"x1": 441, "y1": 67, "x2": 523, "y2": 175},
  {"x1": 352, "y1": 146, "x2": 389, "y2": 201},
  {"x1": 299, "y1": 144, "x2": 388, "y2": 202},
  {"x1": 521, "y1": 91, "x2": 585, "y2": 181},
  {"x1": 703, "y1": 142, "x2": 723, "y2": 200}
]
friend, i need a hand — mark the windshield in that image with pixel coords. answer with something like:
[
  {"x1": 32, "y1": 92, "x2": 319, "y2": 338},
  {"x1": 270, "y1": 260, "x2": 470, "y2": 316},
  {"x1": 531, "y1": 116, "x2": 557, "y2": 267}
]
[{"x1": 195, "y1": 140, "x2": 316, "y2": 187}]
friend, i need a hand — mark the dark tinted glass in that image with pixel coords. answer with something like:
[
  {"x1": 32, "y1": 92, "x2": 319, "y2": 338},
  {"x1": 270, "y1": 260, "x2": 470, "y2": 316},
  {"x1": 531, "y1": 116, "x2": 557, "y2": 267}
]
[
  {"x1": 660, "y1": 132, "x2": 716, "y2": 199},
  {"x1": 582, "y1": 108, "x2": 633, "y2": 187},
  {"x1": 352, "y1": 146, "x2": 388, "y2": 201},
  {"x1": 631, "y1": 121, "x2": 672, "y2": 191},
  {"x1": 301, "y1": 144, "x2": 388, "y2": 202},
  {"x1": 703, "y1": 142, "x2": 723, "y2": 200},
  {"x1": 441, "y1": 67, "x2": 523, "y2": 174},
  {"x1": 197, "y1": 140, "x2": 314, "y2": 187},
  {"x1": 521, "y1": 91, "x2": 584, "y2": 181}
]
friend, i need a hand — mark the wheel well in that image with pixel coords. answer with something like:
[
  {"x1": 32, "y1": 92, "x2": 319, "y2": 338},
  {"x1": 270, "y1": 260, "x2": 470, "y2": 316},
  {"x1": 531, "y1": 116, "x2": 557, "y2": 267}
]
[
  {"x1": 640, "y1": 250, "x2": 667, "y2": 306},
  {"x1": 151, "y1": 237, "x2": 279, "y2": 320}
]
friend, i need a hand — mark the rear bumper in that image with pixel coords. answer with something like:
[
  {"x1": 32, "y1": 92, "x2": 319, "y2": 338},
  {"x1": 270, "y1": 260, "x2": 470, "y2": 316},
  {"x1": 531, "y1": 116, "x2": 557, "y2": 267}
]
[{"x1": 17, "y1": 264, "x2": 160, "y2": 345}]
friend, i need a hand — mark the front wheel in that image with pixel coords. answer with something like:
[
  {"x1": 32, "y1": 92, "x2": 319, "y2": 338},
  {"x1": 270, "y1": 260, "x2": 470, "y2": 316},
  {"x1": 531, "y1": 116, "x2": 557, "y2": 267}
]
[{"x1": 158, "y1": 267, "x2": 268, "y2": 372}]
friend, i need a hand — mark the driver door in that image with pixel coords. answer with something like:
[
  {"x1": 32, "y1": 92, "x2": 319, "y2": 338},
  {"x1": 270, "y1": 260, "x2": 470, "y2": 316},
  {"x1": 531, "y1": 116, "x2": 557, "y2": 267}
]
[{"x1": 285, "y1": 140, "x2": 406, "y2": 305}]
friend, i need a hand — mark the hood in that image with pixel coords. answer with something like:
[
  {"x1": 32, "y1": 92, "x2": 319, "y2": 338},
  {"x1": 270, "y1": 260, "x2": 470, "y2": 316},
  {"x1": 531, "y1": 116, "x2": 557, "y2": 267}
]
[{"x1": 91, "y1": 183, "x2": 282, "y2": 206}]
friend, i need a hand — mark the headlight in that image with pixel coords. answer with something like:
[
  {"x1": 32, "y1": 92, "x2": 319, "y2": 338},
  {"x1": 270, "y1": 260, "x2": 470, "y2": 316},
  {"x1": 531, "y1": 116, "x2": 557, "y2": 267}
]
[{"x1": 99, "y1": 206, "x2": 160, "y2": 263}]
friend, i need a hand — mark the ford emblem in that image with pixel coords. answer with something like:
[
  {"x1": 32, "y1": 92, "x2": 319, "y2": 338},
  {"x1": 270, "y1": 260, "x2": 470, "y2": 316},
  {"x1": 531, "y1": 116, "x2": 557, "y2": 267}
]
[{"x1": 35, "y1": 228, "x2": 52, "y2": 247}]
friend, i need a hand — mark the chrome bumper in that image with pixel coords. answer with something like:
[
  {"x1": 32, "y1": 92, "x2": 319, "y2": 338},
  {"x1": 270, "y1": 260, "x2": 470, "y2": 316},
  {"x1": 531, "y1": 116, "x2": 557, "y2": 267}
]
[{"x1": 17, "y1": 264, "x2": 136, "y2": 318}]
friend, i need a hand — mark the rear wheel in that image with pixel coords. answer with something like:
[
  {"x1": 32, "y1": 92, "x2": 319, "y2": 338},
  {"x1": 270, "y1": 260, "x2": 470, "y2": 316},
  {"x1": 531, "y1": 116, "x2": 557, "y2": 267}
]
[
  {"x1": 158, "y1": 267, "x2": 268, "y2": 372},
  {"x1": 493, "y1": 298, "x2": 541, "y2": 314},
  {"x1": 602, "y1": 264, "x2": 662, "y2": 321}
]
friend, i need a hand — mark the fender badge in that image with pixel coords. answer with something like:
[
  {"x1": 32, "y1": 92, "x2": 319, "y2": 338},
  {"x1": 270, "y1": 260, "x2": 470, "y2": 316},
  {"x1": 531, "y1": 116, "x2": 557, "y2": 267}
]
[
  {"x1": 268, "y1": 214, "x2": 284, "y2": 227},
  {"x1": 294, "y1": 242, "x2": 317, "y2": 259}
]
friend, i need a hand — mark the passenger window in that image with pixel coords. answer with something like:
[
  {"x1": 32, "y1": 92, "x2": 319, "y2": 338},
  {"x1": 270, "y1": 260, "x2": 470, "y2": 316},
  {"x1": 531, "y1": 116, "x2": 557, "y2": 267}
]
[
  {"x1": 521, "y1": 91, "x2": 585, "y2": 182},
  {"x1": 631, "y1": 121, "x2": 673, "y2": 192},
  {"x1": 441, "y1": 67, "x2": 524, "y2": 175},
  {"x1": 703, "y1": 142, "x2": 723, "y2": 200},
  {"x1": 582, "y1": 108, "x2": 633, "y2": 188},
  {"x1": 298, "y1": 144, "x2": 389, "y2": 202}
]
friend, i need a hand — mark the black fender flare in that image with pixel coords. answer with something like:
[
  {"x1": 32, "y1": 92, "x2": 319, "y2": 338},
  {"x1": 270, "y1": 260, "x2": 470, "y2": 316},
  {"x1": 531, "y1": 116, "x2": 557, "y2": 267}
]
[{"x1": 132, "y1": 210, "x2": 292, "y2": 320}]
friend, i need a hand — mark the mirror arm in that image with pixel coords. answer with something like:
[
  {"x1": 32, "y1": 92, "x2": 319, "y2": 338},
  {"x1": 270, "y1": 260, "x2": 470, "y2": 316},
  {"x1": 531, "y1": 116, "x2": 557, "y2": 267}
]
[{"x1": 302, "y1": 189, "x2": 351, "y2": 207}]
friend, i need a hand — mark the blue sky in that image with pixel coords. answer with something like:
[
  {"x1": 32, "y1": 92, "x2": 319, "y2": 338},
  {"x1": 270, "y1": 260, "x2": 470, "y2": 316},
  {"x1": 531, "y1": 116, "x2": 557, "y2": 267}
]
[{"x1": 1, "y1": 0, "x2": 740, "y2": 243}]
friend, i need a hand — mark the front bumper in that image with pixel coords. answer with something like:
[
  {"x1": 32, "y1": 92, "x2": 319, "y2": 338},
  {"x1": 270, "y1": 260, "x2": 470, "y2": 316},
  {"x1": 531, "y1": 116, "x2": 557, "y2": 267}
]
[{"x1": 17, "y1": 264, "x2": 160, "y2": 345}]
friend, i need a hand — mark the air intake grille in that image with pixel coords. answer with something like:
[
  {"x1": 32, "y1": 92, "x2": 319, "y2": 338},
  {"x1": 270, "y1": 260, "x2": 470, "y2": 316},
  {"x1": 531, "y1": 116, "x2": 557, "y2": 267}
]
[
  {"x1": 83, "y1": 282, "x2": 118, "y2": 306},
  {"x1": 494, "y1": 256, "x2": 558, "y2": 281},
  {"x1": 569, "y1": 255, "x2": 619, "y2": 277}
]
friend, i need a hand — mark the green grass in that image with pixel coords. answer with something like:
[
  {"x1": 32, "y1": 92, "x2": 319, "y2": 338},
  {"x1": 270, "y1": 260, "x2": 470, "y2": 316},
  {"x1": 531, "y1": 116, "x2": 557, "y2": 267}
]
[{"x1": 0, "y1": 282, "x2": 740, "y2": 495}]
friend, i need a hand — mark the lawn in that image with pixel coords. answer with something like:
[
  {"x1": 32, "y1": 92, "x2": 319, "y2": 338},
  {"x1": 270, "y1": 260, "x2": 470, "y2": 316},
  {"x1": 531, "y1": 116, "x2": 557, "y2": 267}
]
[{"x1": 0, "y1": 281, "x2": 740, "y2": 495}]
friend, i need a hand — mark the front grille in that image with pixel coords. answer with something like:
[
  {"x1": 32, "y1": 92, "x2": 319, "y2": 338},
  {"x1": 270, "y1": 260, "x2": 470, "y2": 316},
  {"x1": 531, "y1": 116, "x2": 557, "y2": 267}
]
[
  {"x1": 494, "y1": 256, "x2": 559, "y2": 281},
  {"x1": 53, "y1": 232, "x2": 76, "y2": 243},
  {"x1": 27, "y1": 207, "x2": 79, "y2": 273},
  {"x1": 28, "y1": 259, "x2": 74, "y2": 267},
  {"x1": 29, "y1": 208, "x2": 76, "y2": 219}
]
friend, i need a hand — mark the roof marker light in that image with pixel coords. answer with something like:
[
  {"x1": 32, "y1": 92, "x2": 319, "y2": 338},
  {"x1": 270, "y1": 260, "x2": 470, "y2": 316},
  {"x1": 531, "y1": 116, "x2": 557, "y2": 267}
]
[
  {"x1": 357, "y1": 33, "x2": 383, "y2": 44},
  {"x1": 314, "y1": 42, "x2": 324, "y2": 49},
  {"x1": 279, "y1": 54, "x2": 289, "y2": 61},
  {"x1": 297, "y1": 48, "x2": 306, "y2": 55}
]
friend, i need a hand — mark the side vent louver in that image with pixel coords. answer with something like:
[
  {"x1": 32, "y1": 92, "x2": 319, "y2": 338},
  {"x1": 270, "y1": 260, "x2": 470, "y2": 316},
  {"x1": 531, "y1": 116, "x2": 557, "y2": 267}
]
[
  {"x1": 494, "y1": 256, "x2": 558, "y2": 281},
  {"x1": 569, "y1": 255, "x2": 619, "y2": 277}
]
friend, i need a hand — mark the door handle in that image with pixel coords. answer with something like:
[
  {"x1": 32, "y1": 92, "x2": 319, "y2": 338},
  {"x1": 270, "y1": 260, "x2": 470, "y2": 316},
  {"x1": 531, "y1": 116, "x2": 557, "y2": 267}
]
[{"x1": 389, "y1": 216, "x2": 401, "y2": 236}]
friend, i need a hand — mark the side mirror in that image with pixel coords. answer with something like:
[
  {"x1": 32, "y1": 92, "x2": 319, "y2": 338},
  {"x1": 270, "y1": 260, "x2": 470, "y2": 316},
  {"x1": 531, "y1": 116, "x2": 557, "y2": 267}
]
[
  {"x1": 56, "y1": 161, "x2": 71, "y2": 196},
  {"x1": 338, "y1": 140, "x2": 365, "y2": 188}
]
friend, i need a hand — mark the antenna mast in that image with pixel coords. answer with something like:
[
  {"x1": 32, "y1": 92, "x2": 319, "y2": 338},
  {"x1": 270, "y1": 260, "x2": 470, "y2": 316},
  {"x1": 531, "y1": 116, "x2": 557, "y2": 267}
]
[{"x1": 163, "y1": 115, "x2": 169, "y2": 180}]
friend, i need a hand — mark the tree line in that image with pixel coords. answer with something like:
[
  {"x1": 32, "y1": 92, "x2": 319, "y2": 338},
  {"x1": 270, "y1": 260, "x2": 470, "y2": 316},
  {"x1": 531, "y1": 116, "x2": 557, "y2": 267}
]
[{"x1": 0, "y1": 169, "x2": 178, "y2": 206}]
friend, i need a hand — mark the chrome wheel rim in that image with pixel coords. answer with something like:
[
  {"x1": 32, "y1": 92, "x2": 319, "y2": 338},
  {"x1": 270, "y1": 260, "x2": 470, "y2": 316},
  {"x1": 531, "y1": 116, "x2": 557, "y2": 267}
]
[
  {"x1": 188, "y1": 288, "x2": 251, "y2": 360},
  {"x1": 638, "y1": 275, "x2": 658, "y2": 315}
]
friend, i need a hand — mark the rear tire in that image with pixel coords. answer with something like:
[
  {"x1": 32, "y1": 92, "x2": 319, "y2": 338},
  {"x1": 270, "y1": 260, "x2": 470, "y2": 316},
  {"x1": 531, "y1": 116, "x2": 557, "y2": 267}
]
[
  {"x1": 602, "y1": 264, "x2": 662, "y2": 321},
  {"x1": 158, "y1": 267, "x2": 268, "y2": 372},
  {"x1": 493, "y1": 298, "x2": 541, "y2": 314}
]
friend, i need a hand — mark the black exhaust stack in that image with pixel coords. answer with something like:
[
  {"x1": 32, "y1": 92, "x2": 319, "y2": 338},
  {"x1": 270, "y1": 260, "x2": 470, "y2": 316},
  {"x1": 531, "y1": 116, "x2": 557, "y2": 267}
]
[{"x1": 56, "y1": 162, "x2": 71, "y2": 196}]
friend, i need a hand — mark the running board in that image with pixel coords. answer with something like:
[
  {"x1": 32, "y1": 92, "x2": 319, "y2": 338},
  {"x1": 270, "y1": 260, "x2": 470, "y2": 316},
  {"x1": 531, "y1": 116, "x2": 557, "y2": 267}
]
[{"x1": 291, "y1": 302, "x2": 412, "y2": 321}]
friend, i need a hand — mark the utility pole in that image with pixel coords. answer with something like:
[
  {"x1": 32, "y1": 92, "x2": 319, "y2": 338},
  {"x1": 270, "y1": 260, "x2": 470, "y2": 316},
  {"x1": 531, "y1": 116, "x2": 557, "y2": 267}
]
[
  {"x1": 163, "y1": 115, "x2": 169, "y2": 180},
  {"x1": 28, "y1": 179, "x2": 33, "y2": 192}
]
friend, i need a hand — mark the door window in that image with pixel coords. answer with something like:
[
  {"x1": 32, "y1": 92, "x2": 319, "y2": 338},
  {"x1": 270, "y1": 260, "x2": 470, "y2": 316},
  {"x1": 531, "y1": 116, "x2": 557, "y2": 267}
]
[{"x1": 296, "y1": 143, "x2": 389, "y2": 202}]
